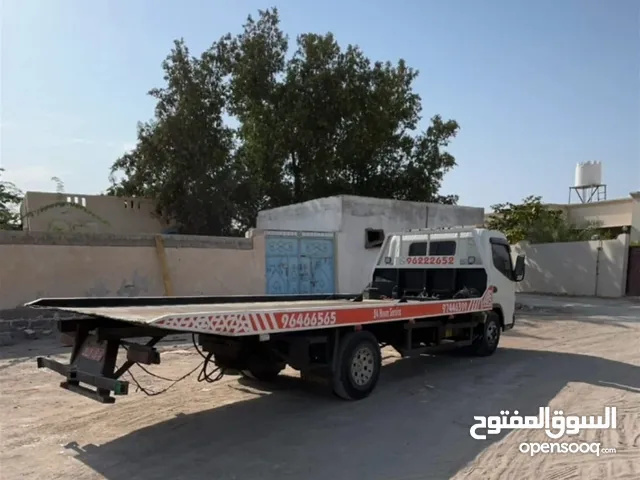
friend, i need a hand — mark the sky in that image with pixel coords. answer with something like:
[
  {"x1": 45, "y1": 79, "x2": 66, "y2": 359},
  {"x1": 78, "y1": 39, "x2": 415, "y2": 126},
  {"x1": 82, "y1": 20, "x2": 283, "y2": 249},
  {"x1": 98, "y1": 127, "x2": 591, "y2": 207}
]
[{"x1": 1, "y1": 0, "x2": 638, "y2": 211}]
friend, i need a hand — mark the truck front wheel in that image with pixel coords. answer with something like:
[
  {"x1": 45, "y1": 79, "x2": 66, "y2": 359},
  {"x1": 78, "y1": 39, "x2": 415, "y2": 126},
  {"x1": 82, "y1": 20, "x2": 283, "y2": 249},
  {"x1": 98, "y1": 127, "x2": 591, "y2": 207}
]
[
  {"x1": 332, "y1": 331, "x2": 382, "y2": 400},
  {"x1": 469, "y1": 312, "x2": 501, "y2": 357}
]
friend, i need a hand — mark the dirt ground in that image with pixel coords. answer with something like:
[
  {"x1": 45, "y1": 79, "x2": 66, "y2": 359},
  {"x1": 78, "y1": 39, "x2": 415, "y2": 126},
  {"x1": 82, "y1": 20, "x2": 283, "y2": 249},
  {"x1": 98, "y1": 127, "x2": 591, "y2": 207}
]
[{"x1": 1, "y1": 296, "x2": 639, "y2": 480}]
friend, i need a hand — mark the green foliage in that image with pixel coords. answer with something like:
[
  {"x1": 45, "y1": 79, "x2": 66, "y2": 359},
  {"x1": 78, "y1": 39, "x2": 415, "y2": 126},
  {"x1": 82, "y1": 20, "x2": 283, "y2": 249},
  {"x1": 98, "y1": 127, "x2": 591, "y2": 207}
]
[
  {"x1": 0, "y1": 168, "x2": 22, "y2": 230},
  {"x1": 486, "y1": 195, "x2": 605, "y2": 244},
  {"x1": 108, "y1": 8, "x2": 460, "y2": 235}
]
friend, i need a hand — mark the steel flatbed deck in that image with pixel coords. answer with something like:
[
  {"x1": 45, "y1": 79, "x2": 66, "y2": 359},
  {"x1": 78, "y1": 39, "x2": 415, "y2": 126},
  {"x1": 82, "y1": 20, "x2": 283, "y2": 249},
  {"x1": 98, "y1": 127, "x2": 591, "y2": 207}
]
[{"x1": 26, "y1": 288, "x2": 494, "y2": 336}]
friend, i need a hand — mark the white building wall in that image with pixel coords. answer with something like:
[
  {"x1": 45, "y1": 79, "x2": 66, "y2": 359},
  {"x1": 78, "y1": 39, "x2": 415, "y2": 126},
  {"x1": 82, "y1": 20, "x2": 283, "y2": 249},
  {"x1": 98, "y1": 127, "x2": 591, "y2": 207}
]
[
  {"x1": 337, "y1": 196, "x2": 428, "y2": 293},
  {"x1": 256, "y1": 197, "x2": 343, "y2": 232}
]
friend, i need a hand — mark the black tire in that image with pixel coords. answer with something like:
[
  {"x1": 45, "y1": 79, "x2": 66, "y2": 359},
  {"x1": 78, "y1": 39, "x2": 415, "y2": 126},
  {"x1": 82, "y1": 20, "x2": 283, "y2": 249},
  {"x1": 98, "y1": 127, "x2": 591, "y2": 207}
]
[
  {"x1": 469, "y1": 311, "x2": 501, "y2": 357},
  {"x1": 332, "y1": 331, "x2": 382, "y2": 400}
]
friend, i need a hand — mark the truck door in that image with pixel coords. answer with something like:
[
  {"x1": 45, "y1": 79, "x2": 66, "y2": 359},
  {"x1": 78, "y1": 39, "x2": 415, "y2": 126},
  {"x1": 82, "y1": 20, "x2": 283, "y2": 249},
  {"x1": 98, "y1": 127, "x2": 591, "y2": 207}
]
[{"x1": 489, "y1": 237, "x2": 516, "y2": 327}]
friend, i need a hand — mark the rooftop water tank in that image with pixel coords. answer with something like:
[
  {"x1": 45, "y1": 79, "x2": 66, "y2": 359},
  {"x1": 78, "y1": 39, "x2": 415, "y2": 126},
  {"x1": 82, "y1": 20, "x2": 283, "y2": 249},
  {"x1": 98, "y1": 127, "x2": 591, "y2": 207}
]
[{"x1": 574, "y1": 161, "x2": 603, "y2": 187}]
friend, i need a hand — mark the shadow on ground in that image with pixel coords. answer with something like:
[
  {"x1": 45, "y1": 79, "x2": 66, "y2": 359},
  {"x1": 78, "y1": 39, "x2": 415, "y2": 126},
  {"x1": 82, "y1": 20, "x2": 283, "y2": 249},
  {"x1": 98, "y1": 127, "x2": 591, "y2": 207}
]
[
  {"x1": 63, "y1": 348, "x2": 640, "y2": 480},
  {"x1": 0, "y1": 339, "x2": 69, "y2": 366}
]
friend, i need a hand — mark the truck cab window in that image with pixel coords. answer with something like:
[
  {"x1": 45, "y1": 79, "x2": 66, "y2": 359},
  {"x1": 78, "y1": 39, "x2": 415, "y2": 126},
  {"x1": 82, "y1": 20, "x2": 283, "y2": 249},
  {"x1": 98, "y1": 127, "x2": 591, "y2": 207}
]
[
  {"x1": 408, "y1": 242, "x2": 427, "y2": 256},
  {"x1": 408, "y1": 240, "x2": 456, "y2": 256},
  {"x1": 491, "y1": 242, "x2": 514, "y2": 280},
  {"x1": 429, "y1": 240, "x2": 456, "y2": 256}
]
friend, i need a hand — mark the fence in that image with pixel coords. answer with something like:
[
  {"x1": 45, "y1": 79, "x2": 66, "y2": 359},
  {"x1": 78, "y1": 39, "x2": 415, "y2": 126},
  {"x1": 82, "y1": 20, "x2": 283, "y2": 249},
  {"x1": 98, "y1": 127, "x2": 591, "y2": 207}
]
[
  {"x1": 0, "y1": 230, "x2": 267, "y2": 311},
  {"x1": 512, "y1": 234, "x2": 630, "y2": 298}
]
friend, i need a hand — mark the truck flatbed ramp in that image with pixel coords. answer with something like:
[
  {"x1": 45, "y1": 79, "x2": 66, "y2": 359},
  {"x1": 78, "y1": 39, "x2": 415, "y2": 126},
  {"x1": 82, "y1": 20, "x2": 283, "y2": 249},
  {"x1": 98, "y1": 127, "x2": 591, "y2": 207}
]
[{"x1": 27, "y1": 289, "x2": 494, "y2": 337}]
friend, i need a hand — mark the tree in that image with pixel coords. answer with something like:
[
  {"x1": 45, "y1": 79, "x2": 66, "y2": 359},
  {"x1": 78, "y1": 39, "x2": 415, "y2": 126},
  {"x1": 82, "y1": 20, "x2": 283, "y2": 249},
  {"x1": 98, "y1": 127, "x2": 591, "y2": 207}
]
[
  {"x1": 485, "y1": 195, "x2": 602, "y2": 244},
  {"x1": 0, "y1": 168, "x2": 22, "y2": 230},
  {"x1": 225, "y1": 10, "x2": 461, "y2": 219},
  {"x1": 108, "y1": 38, "x2": 238, "y2": 235},
  {"x1": 108, "y1": 8, "x2": 461, "y2": 235}
]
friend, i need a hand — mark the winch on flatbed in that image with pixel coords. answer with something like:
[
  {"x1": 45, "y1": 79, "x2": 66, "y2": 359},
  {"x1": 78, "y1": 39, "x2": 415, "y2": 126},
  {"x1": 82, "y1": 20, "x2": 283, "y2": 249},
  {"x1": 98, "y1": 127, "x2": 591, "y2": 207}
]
[{"x1": 31, "y1": 226, "x2": 525, "y2": 402}]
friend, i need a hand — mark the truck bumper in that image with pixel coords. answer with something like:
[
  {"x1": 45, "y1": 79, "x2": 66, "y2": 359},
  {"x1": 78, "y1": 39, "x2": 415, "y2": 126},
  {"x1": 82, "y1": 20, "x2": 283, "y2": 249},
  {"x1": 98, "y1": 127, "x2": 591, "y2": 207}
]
[
  {"x1": 36, "y1": 327, "x2": 163, "y2": 404},
  {"x1": 37, "y1": 356, "x2": 129, "y2": 403}
]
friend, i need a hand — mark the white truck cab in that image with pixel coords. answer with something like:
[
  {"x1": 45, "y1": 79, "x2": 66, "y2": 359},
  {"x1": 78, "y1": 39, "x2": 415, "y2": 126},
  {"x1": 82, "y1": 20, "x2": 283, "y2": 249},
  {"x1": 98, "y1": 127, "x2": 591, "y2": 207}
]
[{"x1": 369, "y1": 226, "x2": 526, "y2": 330}]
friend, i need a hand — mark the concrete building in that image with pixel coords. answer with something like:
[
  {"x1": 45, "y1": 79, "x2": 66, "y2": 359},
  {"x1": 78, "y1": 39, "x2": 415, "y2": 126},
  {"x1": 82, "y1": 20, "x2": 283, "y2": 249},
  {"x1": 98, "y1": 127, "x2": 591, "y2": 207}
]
[
  {"x1": 20, "y1": 192, "x2": 170, "y2": 234},
  {"x1": 256, "y1": 195, "x2": 485, "y2": 294},
  {"x1": 484, "y1": 192, "x2": 640, "y2": 242},
  {"x1": 553, "y1": 192, "x2": 640, "y2": 242}
]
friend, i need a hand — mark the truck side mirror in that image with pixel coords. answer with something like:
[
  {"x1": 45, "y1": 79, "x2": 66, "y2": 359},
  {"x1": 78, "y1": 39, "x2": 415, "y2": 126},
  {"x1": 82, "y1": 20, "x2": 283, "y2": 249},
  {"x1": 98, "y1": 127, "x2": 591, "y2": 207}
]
[{"x1": 513, "y1": 255, "x2": 525, "y2": 282}]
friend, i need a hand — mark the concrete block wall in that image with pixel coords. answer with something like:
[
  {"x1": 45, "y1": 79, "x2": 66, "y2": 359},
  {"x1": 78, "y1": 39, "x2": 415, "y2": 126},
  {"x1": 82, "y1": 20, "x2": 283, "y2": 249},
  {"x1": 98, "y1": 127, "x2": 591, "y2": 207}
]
[
  {"x1": 0, "y1": 231, "x2": 266, "y2": 343},
  {"x1": 513, "y1": 234, "x2": 630, "y2": 298}
]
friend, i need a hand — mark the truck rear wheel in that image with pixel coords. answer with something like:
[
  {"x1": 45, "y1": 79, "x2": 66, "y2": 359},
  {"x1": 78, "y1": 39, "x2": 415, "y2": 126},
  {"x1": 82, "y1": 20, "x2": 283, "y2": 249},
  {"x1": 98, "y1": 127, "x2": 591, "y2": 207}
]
[
  {"x1": 332, "y1": 331, "x2": 381, "y2": 400},
  {"x1": 469, "y1": 311, "x2": 501, "y2": 357}
]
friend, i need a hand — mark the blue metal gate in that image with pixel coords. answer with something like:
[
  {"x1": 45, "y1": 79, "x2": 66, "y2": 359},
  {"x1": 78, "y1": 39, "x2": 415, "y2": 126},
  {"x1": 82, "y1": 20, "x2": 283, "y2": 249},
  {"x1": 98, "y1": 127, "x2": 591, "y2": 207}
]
[{"x1": 265, "y1": 232, "x2": 335, "y2": 295}]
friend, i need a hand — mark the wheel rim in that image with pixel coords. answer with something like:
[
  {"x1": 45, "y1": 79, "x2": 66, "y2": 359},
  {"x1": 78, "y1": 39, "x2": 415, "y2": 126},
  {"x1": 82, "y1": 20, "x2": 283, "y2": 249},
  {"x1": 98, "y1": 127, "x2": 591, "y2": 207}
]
[
  {"x1": 350, "y1": 345, "x2": 375, "y2": 387},
  {"x1": 486, "y1": 322, "x2": 499, "y2": 347}
]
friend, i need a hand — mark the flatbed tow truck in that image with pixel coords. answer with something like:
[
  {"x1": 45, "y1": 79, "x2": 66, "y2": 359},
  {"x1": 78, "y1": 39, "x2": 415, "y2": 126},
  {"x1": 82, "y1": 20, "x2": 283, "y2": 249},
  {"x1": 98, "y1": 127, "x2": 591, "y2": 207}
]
[{"x1": 30, "y1": 226, "x2": 525, "y2": 402}]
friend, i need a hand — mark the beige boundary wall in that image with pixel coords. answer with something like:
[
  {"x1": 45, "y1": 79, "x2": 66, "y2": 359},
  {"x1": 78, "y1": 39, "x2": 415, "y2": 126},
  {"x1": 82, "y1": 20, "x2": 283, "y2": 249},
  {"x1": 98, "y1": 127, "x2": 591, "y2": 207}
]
[
  {"x1": 1, "y1": 230, "x2": 631, "y2": 344},
  {"x1": 0, "y1": 230, "x2": 266, "y2": 311},
  {"x1": 513, "y1": 234, "x2": 630, "y2": 298}
]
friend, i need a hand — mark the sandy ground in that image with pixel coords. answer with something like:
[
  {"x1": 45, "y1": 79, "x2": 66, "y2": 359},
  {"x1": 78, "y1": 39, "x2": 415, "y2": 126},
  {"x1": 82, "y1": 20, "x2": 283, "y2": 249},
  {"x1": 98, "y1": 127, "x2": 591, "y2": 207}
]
[{"x1": 1, "y1": 296, "x2": 639, "y2": 480}]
